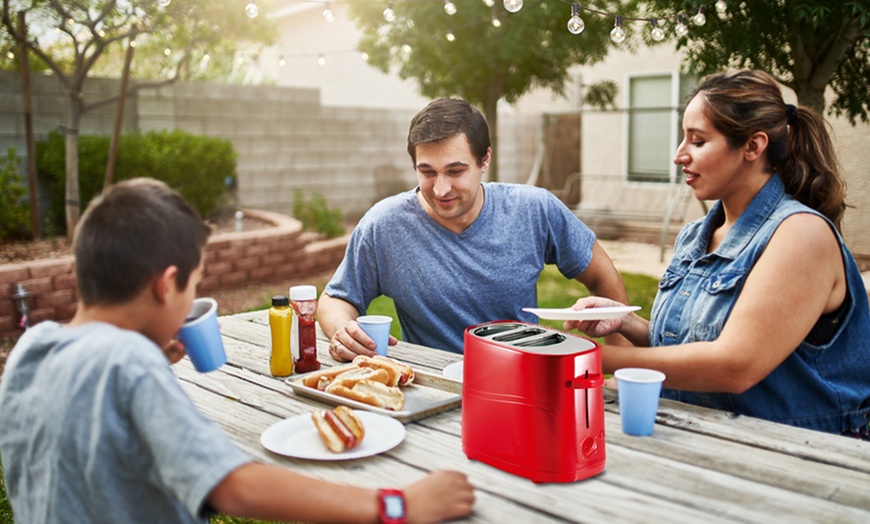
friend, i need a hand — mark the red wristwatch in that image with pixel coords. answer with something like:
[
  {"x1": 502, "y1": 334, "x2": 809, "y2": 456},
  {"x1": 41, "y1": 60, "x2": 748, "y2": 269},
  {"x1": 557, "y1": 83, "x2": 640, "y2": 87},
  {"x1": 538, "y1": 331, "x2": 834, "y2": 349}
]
[{"x1": 378, "y1": 488, "x2": 407, "y2": 524}]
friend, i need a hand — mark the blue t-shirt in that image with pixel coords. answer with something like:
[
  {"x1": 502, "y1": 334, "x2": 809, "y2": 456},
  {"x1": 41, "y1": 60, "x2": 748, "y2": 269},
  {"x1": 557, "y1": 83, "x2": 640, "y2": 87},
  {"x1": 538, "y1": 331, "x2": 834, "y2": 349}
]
[
  {"x1": 0, "y1": 321, "x2": 252, "y2": 523},
  {"x1": 325, "y1": 183, "x2": 596, "y2": 353}
]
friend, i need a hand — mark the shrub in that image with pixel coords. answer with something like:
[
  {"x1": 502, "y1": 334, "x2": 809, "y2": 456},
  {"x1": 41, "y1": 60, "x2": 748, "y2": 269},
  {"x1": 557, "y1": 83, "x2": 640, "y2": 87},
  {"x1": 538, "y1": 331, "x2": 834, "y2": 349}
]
[
  {"x1": 36, "y1": 130, "x2": 237, "y2": 231},
  {"x1": 0, "y1": 148, "x2": 31, "y2": 241},
  {"x1": 292, "y1": 190, "x2": 345, "y2": 239}
]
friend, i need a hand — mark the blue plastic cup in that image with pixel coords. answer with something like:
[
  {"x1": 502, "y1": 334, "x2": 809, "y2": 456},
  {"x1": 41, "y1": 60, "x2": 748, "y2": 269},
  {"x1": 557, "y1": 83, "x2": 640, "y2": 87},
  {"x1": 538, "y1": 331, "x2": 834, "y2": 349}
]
[
  {"x1": 614, "y1": 368, "x2": 666, "y2": 436},
  {"x1": 357, "y1": 315, "x2": 392, "y2": 356},
  {"x1": 177, "y1": 298, "x2": 227, "y2": 373}
]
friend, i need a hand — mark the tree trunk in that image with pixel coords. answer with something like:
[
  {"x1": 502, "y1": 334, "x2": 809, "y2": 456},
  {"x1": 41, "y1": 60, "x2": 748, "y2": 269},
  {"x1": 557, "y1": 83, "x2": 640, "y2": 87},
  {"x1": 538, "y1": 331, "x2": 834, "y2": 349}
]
[
  {"x1": 17, "y1": 10, "x2": 40, "y2": 239},
  {"x1": 482, "y1": 96, "x2": 499, "y2": 183},
  {"x1": 792, "y1": 83, "x2": 826, "y2": 115},
  {"x1": 64, "y1": 96, "x2": 82, "y2": 238}
]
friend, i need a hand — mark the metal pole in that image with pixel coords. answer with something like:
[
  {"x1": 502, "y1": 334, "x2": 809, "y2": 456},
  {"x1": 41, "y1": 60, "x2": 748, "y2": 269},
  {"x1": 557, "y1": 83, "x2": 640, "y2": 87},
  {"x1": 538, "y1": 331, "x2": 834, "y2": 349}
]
[{"x1": 17, "y1": 10, "x2": 41, "y2": 239}]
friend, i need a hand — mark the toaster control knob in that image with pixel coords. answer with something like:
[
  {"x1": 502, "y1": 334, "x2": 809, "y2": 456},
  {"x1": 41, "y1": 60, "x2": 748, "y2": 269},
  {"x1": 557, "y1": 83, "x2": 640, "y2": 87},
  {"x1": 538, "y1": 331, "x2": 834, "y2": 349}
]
[{"x1": 581, "y1": 437, "x2": 598, "y2": 457}]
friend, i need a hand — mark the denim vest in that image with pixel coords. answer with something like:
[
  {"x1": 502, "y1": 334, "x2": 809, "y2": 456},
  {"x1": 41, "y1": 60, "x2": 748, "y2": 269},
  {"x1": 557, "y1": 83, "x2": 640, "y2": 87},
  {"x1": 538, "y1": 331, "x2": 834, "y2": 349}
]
[{"x1": 650, "y1": 175, "x2": 870, "y2": 433}]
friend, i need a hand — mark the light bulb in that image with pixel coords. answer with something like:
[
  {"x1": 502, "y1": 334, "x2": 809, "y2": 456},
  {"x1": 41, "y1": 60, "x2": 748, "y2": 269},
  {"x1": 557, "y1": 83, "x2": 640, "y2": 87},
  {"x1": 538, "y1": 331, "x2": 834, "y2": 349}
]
[
  {"x1": 693, "y1": 7, "x2": 706, "y2": 26},
  {"x1": 715, "y1": 0, "x2": 727, "y2": 15},
  {"x1": 98, "y1": 30, "x2": 105, "y2": 37},
  {"x1": 401, "y1": 44, "x2": 412, "y2": 55},
  {"x1": 323, "y1": 4, "x2": 335, "y2": 23},
  {"x1": 6, "y1": 51, "x2": 13, "y2": 59},
  {"x1": 504, "y1": 0, "x2": 523, "y2": 14},
  {"x1": 318, "y1": 54, "x2": 326, "y2": 66},
  {"x1": 444, "y1": 0, "x2": 457, "y2": 15},
  {"x1": 245, "y1": 2, "x2": 258, "y2": 19},
  {"x1": 610, "y1": 16, "x2": 625, "y2": 43},
  {"x1": 383, "y1": 3, "x2": 395, "y2": 22},
  {"x1": 202, "y1": 54, "x2": 210, "y2": 62},
  {"x1": 446, "y1": 31, "x2": 455, "y2": 41},
  {"x1": 157, "y1": 0, "x2": 171, "y2": 7},
  {"x1": 650, "y1": 19, "x2": 664, "y2": 41},
  {"x1": 483, "y1": 0, "x2": 495, "y2": 6},
  {"x1": 279, "y1": 55, "x2": 286, "y2": 67},
  {"x1": 361, "y1": 51, "x2": 369, "y2": 61},
  {"x1": 567, "y1": 4, "x2": 584, "y2": 35},
  {"x1": 164, "y1": 48, "x2": 171, "y2": 56},
  {"x1": 492, "y1": 16, "x2": 502, "y2": 27},
  {"x1": 675, "y1": 14, "x2": 689, "y2": 37}
]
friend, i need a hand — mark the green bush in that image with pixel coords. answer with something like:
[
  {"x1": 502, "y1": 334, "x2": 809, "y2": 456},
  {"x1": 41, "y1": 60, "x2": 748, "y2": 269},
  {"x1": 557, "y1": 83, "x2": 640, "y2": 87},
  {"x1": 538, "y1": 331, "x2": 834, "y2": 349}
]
[
  {"x1": 292, "y1": 190, "x2": 345, "y2": 239},
  {"x1": 0, "y1": 148, "x2": 31, "y2": 241},
  {"x1": 36, "y1": 130, "x2": 237, "y2": 230}
]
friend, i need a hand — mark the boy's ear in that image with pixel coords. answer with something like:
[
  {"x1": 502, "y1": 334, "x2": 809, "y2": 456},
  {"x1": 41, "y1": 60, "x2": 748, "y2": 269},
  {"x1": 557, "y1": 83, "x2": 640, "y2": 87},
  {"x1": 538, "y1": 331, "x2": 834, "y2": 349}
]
[{"x1": 152, "y1": 266, "x2": 179, "y2": 304}]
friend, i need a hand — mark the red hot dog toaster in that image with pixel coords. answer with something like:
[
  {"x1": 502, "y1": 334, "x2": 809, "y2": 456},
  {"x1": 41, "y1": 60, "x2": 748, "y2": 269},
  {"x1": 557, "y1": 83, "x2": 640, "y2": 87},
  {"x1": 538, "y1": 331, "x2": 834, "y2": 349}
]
[{"x1": 461, "y1": 321, "x2": 606, "y2": 483}]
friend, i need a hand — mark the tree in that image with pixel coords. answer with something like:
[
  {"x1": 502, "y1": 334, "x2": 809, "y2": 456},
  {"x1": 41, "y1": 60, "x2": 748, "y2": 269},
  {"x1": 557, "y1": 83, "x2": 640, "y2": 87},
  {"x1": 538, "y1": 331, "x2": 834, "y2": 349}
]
[
  {"x1": 643, "y1": 0, "x2": 870, "y2": 124},
  {"x1": 1, "y1": 0, "x2": 275, "y2": 237},
  {"x1": 347, "y1": 1, "x2": 628, "y2": 182}
]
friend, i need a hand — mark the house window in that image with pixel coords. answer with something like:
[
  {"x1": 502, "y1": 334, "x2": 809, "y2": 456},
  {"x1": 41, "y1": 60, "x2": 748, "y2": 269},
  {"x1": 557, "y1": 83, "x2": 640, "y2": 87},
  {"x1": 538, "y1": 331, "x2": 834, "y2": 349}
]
[{"x1": 626, "y1": 73, "x2": 689, "y2": 183}]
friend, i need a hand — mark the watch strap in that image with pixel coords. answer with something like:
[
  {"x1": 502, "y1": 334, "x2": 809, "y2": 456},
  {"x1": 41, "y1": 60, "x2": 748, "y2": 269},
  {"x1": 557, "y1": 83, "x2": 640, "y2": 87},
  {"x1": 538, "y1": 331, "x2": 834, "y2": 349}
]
[{"x1": 378, "y1": 488, "x2": 407, "y2": 524}]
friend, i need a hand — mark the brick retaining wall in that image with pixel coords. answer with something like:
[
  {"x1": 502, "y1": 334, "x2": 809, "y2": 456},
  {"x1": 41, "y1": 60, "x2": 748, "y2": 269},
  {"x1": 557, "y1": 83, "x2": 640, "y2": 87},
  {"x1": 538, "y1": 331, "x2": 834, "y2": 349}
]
[{"x1": 0, "y1": 210, "x2": 348, "y2": 338}]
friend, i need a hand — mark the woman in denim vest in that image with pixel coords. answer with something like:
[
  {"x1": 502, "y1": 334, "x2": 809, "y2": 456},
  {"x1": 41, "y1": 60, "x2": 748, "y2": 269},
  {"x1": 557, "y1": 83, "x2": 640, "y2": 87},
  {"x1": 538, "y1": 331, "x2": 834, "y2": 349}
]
[{"x1": 567, "y1": 69, "x2": 870, "y2": 438}]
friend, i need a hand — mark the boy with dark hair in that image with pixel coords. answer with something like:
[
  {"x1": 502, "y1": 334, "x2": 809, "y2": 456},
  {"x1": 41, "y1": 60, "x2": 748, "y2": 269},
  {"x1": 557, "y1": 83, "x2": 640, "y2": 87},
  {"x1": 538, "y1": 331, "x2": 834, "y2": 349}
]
[{"x1": 0, "y1": 178, "x2": 474, "y2": 523}]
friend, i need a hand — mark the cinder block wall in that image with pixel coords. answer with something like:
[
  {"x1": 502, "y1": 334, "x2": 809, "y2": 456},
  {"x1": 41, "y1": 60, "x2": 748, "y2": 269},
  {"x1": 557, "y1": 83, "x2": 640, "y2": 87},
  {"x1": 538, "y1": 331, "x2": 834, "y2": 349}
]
[
  {"x1": 0, "y1": 72, "x2": 534, "y2": 224},
  {"x1": 0, "y1": 210, "x2": 348, "y2": 339}
]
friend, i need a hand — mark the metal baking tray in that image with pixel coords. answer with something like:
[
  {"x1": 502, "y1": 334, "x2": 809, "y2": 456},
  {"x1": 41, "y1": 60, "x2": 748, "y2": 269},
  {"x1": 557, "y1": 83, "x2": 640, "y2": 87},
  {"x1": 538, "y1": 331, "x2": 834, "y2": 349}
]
[{"x1": 285, "y1": 370, "x2": 462, "y2": 424}]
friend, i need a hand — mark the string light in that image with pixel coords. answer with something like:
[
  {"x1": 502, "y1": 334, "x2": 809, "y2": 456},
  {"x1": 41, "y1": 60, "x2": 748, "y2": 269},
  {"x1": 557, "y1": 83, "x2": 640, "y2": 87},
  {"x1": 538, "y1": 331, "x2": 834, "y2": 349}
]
[
  {"x1": 504, "y1": 0, "x2": 523, "y2": 14},
  {"x1": 279, "y1": 55, "x2": 286, "y2": 66},
  {"x1": 157, "y1": 0, "x2": 171, "y2": 7},
  {"x1": 674, "y1": 13, "x2": 689, "y2": 37},
  {"x1": 492, "y1": 13, "x2": 502, "y2": 27},
  {"x1": 245, "y1": 1, "x2": 258, "y2": 19},
  {"x1": 318, "y1": 53, "x2": 326, "y2": 65},
  {"x1": 483, "y1": 0, "x2": 495, "y2": 6},
  {"x1": 323, "y1": 3, "x2": 335, "y2": 23},
  {"x1": 383, "y1": 2, "x2": 396, "y2": 22},
  {"x1": 650, "y1": 18, "x2": 664, "y2": 41},
  {"x1": 610, "y1": 15, "x2": 625, "y2": 43},
  {"x1": 164, "y1": 48, "x2": 172, "y2": 56},
  {"x1": 715, "y1": 0, "x2": 728, "y2": 15},
  {"x1": 443, "y1": 0, "x2": 457, "y2": 16},
  {"x1": 692, "y1": 6, "x2": 706, "y2": 26},
  {"x1": 401, "y1": 43, "x2": 412, "y2": 55},
  {"x1": 567, "y1": 4, "x2": 584, "y2": 35},
  {"x1": 446, "y1": 31, "x2": 455, "y2": 41}
]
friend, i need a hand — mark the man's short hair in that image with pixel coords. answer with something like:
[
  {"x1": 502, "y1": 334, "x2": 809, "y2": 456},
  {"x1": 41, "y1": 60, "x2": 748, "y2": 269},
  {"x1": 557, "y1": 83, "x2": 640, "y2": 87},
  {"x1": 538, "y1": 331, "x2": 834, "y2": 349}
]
[
  {"x1": 407, "y1": 98, "x2": 491, "y2": 167},
  {"x1": 73, "y1": 178, "x2": 211, "y2": 306}
]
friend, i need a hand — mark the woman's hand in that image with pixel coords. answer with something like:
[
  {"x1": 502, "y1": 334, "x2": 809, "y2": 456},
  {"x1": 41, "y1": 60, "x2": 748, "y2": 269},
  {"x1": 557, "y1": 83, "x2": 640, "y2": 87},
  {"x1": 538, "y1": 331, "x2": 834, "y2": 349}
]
[{"x1": 562, "y1": 296, "x2": 629, "y2": 338}]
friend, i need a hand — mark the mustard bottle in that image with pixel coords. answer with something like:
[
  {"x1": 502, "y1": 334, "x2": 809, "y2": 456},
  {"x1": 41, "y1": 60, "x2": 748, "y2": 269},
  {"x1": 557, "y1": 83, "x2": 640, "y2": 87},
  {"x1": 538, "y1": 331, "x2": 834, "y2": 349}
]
[{"x1": 269, "y1": 295, "x2": 293, "y2": 376}]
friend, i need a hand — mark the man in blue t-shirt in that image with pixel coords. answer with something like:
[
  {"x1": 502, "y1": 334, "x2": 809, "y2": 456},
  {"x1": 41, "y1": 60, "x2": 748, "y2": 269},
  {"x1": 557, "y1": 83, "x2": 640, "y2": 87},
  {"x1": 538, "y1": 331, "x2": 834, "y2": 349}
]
[{"x1": 318, "y1": 98, "x2": 628, "y2": 356}]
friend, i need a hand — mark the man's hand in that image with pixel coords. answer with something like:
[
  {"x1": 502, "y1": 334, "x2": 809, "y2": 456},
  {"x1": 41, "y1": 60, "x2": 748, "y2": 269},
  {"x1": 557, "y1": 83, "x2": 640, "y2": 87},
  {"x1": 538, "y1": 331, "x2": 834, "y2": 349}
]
[
  {"x1": 328, "y1": 320, "x2": 398, "y2": 362},
  {"x1": 162, "y1": 339, "x2": 187, "y2": 365}
]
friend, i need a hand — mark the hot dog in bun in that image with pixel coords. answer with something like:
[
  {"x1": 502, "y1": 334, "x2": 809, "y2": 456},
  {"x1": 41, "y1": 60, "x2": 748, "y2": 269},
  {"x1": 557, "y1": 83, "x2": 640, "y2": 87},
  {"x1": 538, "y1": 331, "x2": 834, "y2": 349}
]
[{"x1": 311, "y1": 405, "x2": 365, "y2": 453}]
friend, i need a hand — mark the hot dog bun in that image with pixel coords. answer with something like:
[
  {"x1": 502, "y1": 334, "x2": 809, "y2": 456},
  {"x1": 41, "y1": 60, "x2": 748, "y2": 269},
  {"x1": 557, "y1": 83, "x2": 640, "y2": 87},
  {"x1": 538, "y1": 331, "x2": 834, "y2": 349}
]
[
  {"x1": 332, "y1": 366, "x2": 390, "y2": 387},
  {"x1": 326, "y1": 379, "x2": 406, "y2": 411},
  {"x1": 352, "y1": 355, "x2": 415, "y2": 386},
  {"x1": 302, "y1": 363, "x2": 360, "y2": 388},
  {"x1": 311, "y1": 406, "x2": 365, "y2": 453}
]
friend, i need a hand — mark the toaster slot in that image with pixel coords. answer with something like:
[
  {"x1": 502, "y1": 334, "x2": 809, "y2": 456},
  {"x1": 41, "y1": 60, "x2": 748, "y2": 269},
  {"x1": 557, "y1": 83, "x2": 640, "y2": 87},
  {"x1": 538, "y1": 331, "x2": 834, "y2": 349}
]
[
  {"x1": 513, "y1": 333, "x2": 566, "y2": 347},
  {"x1": 492, "y1": 328, "x2": 545, "y2": 342},
  {"x1": 472, "y1": 324, "x2": 525, "y2": 338}
]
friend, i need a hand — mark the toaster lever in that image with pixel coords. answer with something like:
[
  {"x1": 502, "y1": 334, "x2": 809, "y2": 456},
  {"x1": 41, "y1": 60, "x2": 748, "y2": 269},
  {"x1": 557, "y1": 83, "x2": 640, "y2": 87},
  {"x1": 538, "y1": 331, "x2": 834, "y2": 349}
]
[{"x1": 567, "y1": 373, "x2": 604, "y2": 389}]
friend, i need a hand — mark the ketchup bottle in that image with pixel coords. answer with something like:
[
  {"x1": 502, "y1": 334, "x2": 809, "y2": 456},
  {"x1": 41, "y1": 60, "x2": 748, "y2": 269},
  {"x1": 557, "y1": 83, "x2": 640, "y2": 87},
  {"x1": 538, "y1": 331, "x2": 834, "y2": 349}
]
[{"x1": 290, "y1": 285, "x2": 320, "y2": 374}]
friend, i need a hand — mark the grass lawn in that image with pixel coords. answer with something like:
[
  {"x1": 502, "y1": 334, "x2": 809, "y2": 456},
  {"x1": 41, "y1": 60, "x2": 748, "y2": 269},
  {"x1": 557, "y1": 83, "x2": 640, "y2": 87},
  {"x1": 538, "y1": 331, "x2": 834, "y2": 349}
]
[{"x1": 0, "y1": 267, "x2": 658, "y2": 522}]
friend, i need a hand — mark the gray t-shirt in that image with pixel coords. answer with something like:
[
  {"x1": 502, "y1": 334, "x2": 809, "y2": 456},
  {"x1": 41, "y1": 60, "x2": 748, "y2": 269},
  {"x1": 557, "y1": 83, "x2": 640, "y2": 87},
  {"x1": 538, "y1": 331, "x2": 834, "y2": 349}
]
[
  {"x1": 0, "y1": 321, "x2": 251, "y2": 523},
  {"x1": 325, "y1": 183, "x2": 596, "y2": 353}
]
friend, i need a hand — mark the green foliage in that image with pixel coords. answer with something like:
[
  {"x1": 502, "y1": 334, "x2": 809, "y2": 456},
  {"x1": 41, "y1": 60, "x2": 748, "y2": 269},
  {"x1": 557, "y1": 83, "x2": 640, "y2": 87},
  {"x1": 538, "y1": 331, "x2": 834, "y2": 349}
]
[
  {"x1": 0, "y1": 148, "x2": 30, "y2": 241},
  {"x1": 348, "y1": 2, "x2": 625, "y2": 107},
  {"x1": 292, "y1": 190, "x2": 345, "y2": 239},
  {"x1": 0, "y1": 459, "x2": 14, "y2": 523},
  {"x1": 643, "y1": 0, "x2": 870, "y2": 123},
  {"x1": 36, "y1": 129, "x2": 236, "y2": 228}
]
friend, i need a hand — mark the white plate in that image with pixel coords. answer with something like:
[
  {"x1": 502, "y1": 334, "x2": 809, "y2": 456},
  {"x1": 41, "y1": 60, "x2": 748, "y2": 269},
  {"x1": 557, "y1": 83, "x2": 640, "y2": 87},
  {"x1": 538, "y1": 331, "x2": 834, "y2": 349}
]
[
  {"x1": 442, "y1": 361, "x2": 463, "y2": 382},
  {"x1": 522, "y1": 306, "x2": 641, "y2": 321},
  {"x1": 260, "y1": 410, "x2": 405, "y2": 460}
]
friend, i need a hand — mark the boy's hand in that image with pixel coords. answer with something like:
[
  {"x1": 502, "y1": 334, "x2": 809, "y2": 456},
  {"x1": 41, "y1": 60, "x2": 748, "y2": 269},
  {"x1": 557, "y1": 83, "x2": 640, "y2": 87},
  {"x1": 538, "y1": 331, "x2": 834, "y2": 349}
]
[
  {"x1": 404, "y1": 470, "x2": 475, "y2": 523},
  {"x1": 162, "y1": 339, "x2": 187, "y2": 365}
]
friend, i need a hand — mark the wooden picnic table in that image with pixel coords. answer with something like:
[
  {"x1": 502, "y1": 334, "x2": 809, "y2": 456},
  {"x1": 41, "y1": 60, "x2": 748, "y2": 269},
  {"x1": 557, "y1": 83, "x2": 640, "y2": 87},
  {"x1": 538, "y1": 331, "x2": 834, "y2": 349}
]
[{"x1": 174, "y1": 311, "x2": 870, "y2": 523}]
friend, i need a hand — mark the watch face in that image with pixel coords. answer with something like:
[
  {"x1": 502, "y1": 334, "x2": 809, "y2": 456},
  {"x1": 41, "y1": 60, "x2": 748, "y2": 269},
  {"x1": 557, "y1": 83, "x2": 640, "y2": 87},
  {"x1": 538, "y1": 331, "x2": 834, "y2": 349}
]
[{"x1": 384, "y1": 495, "x2": 405, "y2": 518}]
